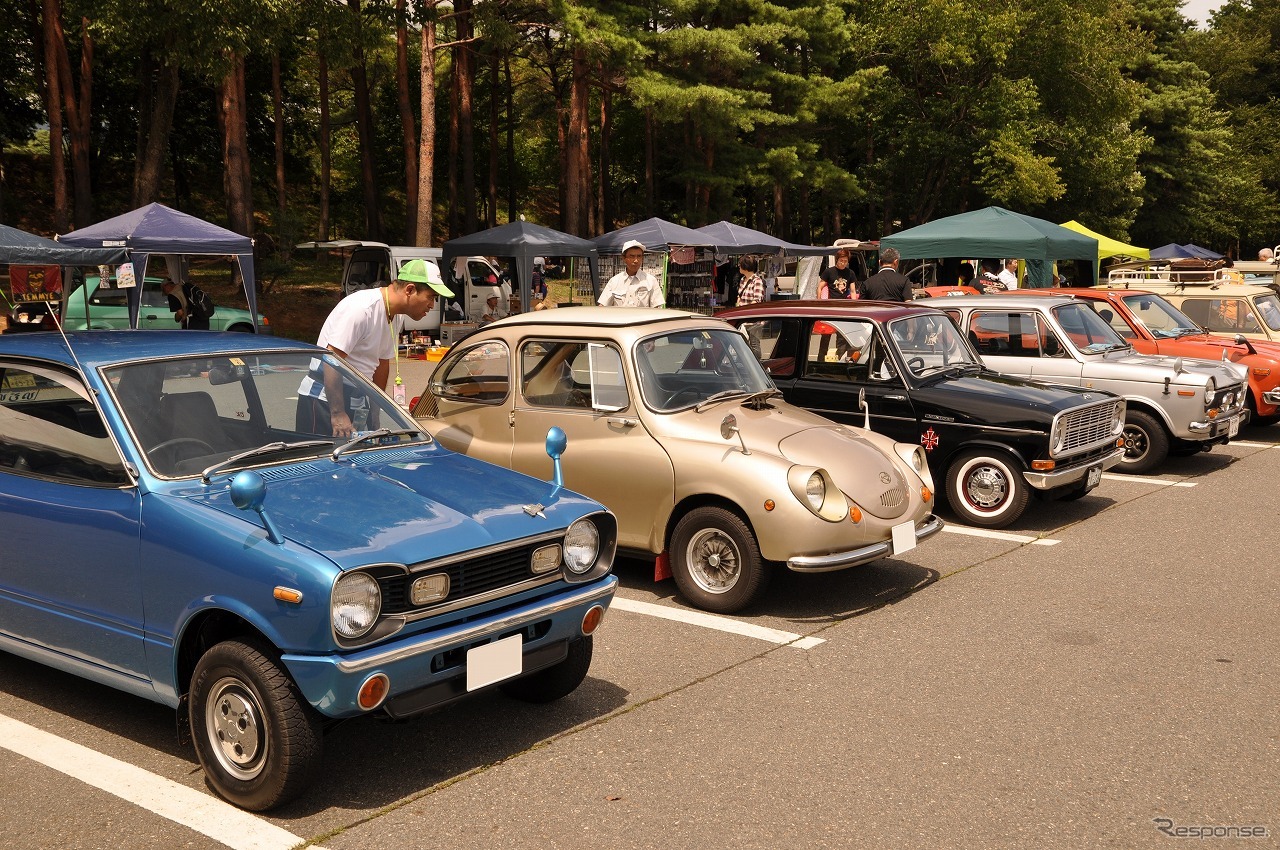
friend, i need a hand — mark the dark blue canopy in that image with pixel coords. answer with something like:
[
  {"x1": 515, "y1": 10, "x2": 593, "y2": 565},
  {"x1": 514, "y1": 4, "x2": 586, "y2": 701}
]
[
  {"x1": 1149, "y1": 243, "x2": 1199, "y2": 260},
  {"x1": 0, "y1": 222, "x2": 125, "y2": 266},
  {"x1": 58, "y1": 203, "x2": 258, "y2": 329},
  {"x1": 693, "y1": 221, "x2": 830, "y2": 256},
  {"x1": 442, "y1": 220, "x2": 600, "y2": 311},
  {"x1": 1180, "y1": 243, "x2": 1224, "y2": 260},
  {"x1": 594, "y1": 217, "x2": 714, "y2": 253}
]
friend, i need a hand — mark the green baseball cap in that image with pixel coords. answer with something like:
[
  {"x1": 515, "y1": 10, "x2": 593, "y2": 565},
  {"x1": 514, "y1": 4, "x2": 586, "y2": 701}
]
[{"x1": 397, "y1": 258, "x2": 454, "y2": 297}]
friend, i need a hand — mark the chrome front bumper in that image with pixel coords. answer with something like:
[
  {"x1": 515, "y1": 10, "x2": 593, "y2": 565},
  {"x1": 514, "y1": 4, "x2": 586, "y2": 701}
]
[
  {"x1": 787, "y1": 514, "x2": 945, "y2": 573},
  {"x1": 1022, "y1": 446, "x2": 1125, "y2": 489},
  {"x1": 1188, "y1": 407, "x2": 1247, "y2": 437},
  {"x1": 1263, "y1": 388, "x2": 1280, "y2": 405}
]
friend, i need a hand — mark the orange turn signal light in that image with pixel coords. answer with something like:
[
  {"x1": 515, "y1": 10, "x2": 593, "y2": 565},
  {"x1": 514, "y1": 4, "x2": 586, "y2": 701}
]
[
  {"x1": 582, "y1": 604, "x2": 606, "y2": 635},
  {"x1": 849, "y1": 506, "x2": 863, "y2": 523},
  {"x1": 763, "y1": 499, "x2": 775, "y2": 512},
  {"x1": 273, "y1": 586, "x2": 303, "y2": 604},
  {"x1": 358, "y1": 673, "x2": 390, "y2": 710},
  {"x1": 1031, "y1": 459, "x2": 1055, "y2": 471},
  {"x1": 921, "y1": 486, "x2": 932, "y2": 503},
  {"x1": 1177, "y1": 389, "x2": 1195, "y2": 397}
]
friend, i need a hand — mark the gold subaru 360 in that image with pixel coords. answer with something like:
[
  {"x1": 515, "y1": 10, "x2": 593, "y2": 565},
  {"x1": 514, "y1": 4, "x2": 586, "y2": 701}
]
[{"x1": 412, "y1": 308, "x2": 942, "y2": 613}]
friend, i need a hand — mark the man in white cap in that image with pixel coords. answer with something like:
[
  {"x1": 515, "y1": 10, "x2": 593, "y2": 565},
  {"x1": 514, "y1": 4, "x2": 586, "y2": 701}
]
[
  {"x1": 297, "y1": 258, "x2": 453, "y2": 437},
  {"x1": 598, "y1": 239, "x2": 665, "y2": 307}
]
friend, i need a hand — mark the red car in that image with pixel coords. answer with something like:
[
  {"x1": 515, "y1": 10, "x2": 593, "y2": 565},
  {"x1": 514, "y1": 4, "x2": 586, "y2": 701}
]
[{"x1": 1024, "y1": 287, "x2": 1280, "y2": 425}]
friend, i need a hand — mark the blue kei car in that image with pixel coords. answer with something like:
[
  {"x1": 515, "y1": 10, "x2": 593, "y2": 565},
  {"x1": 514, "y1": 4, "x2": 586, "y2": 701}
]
[{"x1": 0, "y1": 330, "x2": 617, "y2": 811}]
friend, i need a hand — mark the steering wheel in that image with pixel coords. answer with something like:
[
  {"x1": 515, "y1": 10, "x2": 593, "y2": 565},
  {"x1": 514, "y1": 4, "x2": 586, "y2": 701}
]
[
  {"x1": 663, "y1": 387, "x2": 702, "y2": 407},
  {"x1": 148, "y1": 437, "x2": 215, "y2": 468},
  {"x1": 905, "y1": 356, "x2": 926, "y2": 372}
]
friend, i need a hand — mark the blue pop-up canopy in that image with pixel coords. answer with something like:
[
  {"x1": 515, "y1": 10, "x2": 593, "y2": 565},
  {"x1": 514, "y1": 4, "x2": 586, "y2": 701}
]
[{"x1": 58, "y1": 203, "x2": 258, "y2": 330}]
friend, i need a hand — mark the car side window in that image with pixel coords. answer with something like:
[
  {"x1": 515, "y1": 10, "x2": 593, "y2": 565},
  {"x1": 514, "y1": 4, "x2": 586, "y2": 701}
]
[
  {"x1": 433, "y1": 341, "x2": 510, "y2": 404},
  {"x1": 0, "y1": 364, "x2": 128, "y2": 486},
  {"x1": 805, "y1": 319, "x2": 875, "y2": 382},
  {"x1": 754, "y1": 318, "x2": 800, "y2": 378},
  {"x1": 89, "y1": 285, "x2": 127, "y2": 307},
  {"x1": 1095, "y1": 305, "x2": 1136, "y2": 339},
  {"x1": 521, "y1": 341, "x2": 628, "y2": 411}
]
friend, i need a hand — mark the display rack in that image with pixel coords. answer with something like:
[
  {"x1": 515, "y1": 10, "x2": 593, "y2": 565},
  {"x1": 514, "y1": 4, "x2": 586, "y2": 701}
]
[{"x1": 664, "y1": 256, "x2": 717, "y2": 314}]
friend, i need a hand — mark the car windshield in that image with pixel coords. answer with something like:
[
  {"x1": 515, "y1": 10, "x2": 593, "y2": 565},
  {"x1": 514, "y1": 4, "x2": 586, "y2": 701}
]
[
  {"x1": 105, "y1": 351, "x2": 425, "y2": 478},
  {"x1": 635, "y1": 328, "x2": 775, "y2": 412},
  {"x1": 1052, "y1": 302, "x2": 1129, "y2": 352},
  {"x1": 1256, "y1": 294, "x2": 1280, "y2": 331},
  {"x1": 886, "y1": 314, "x2": 980, "y2": 378},
  {"x1": 1119, "y1": 293, "x2": 1204, "y2": 338}
]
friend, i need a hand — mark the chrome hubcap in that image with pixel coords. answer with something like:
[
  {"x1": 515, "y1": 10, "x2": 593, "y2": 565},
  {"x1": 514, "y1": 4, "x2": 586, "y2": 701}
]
[
  {"x1": 686, "y1": 529, "x2": 740, "y2": 594},
  {"x1": 965, "y1": 465, "x2": 1008, "y2": 510},
  {"x1": 205, "y1": 677, "x2": 266, "y2": 780}
]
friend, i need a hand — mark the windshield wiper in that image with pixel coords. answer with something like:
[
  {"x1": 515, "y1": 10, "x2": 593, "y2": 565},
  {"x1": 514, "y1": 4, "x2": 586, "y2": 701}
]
[
  {"x1": 741, "y1": 389, "x2": 784, "y2": 409},
  {"x1": 693, "y1": 389, "x2": 752, "y2": 412},
  {"x1": 331, "y1": 427, "x2": 426, "y2": 460},
  {"x1": 201, "y1": 440, "x2": 332, "y2": 483}
]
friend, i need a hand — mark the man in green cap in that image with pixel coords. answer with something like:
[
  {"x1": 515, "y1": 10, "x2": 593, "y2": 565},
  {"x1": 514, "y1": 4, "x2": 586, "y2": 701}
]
[{"x1": 297, "y1": 258, "x2": 453, "y2": 437}]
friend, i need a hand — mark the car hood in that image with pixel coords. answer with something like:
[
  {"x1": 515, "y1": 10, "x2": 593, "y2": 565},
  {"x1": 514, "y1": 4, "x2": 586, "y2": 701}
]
[
  {"x1": 652, "y1": 399, "x2": 917, "y2": 521},
  {"x1": 913, "y1": 372, "x2": 1112, "y2": 426},
  {"x1": 1094, "y1": 349, "x2": 1247, "y2": 384},
  {"x1": 181, "y1": 448, "x2": 599, "y2": 569}
]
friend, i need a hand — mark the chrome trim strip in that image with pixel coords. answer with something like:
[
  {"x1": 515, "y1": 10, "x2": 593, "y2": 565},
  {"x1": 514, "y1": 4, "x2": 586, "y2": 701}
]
[
  {"x1": 786, "y1": 515, "x2": 945, "y2": 573},
  {"x1": 399, "y1": 574, "x2": 561, "y2": 623},
  {"x1": 333, "y1": 577, "x2": 617, "y2": 674}
]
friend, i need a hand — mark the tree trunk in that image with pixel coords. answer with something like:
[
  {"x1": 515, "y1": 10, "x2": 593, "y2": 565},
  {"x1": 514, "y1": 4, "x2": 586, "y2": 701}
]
[
  {"x1": 219, "y1": 55, "x2": 254, "y2": 238},
  {"x1": 504, "y1": 53, "x2": 515, "y2": 221},
  {"x1": 456, "y1": 0, "x2": 476, "y2": 233},
  {"x1": 644, "y1": 107, "x2": 654, "y2": 219},
  {"x1": 416, "y1": 18, "x2": 437, "y2": 246},
  {"x1": 52, "y1": 13, "x2": 93, "y2": 227},
  {"x1": 395, "y1": 0, "x2": 418, "y2": 244},
  {"x1": 318, "y1": 52, "x2": 331, "y2": 241},
  {"x1": 487, "y1": 49, "x2": 498, "y2": 229},
  {"x1": 348, "y1": 0, "x2": 382, "y2": 241},
  {"x1": 41, "y1": 0, "x2": 68, "y2": 232},
  {"x1": 272, "y1": 51, "x2": 287, "y2": 218},
  {"x1": 447, "y1": 45, "x2": 460, "y2": 239},
  {"x1": 564, "y1": 47, "x2": 590, "y2": 236},
  {"x1": 598, "y1": 80, "x2": 611, "y2": 234},
  {"x1": 133, "y1": 48, "x2": 180, "y2": 207}
]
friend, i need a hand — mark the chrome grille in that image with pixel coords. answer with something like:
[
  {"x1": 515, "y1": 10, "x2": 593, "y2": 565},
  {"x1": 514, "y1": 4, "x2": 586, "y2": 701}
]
[
  {"x1": 880, "y1": 486, "x2": 905, "y2": 508},
  {"x1": 378, "y1": 542, "x2": 541, "y2": 615},
  {"x1": 1058, "y1": 401, "x2": 1120, "y2": 455}
]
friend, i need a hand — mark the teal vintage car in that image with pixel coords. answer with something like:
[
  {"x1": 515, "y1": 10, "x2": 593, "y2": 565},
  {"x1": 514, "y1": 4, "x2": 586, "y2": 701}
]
[{"x1": 61, "y1": 275, "x2": 272, "y2": 333}]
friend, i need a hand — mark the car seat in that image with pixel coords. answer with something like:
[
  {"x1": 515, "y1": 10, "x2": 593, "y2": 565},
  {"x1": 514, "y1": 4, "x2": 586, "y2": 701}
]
[{"x1": 158, "y1": 391, "x2": 232, "y2": 452}]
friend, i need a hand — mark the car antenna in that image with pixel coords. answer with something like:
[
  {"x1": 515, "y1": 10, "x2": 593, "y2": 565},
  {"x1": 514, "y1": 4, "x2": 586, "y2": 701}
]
[{"x1": 47, "y1": 299, "x2": 94, "y2": 384}]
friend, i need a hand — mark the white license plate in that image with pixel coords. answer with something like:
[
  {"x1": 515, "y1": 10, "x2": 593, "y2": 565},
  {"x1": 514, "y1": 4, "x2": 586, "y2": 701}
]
[
  {"x1": 1086, "y1": 463, "x2": 1102, "y2": 489},
  {"x1": 466, "y1": 634, "x2": 523, "y2": 691},
  {"x1": 1228, "y1": 416, "x2": 1240, "y2": 438},
  {"x1": 891, "y1": 520, "x2": 916, "y2": 555}
]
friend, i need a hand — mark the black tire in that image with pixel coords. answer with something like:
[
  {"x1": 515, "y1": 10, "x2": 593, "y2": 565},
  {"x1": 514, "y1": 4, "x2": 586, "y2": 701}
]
[
  {"x1": 944, "y1": 449, "x2": 1031, "y2": 528},
  {"x1": 189, "y1": 639, "x2": 323, "y2": 811},
  {"x1": 670, "y1": 506, "x2": 769, "y2": 614},
  {"x1": 500, "y1": 636, "x2": 593, "y2": 703},
  {"x1": 1118, "y1": 409, "x2": 1170, "y2": 474}
]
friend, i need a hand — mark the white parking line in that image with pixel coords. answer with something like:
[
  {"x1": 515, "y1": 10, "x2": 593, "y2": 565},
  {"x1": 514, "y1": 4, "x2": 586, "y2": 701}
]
[
  {"x1": 610, "y1": 597, "x2": 825, "y2": 649},
  {"x1": 0, "y1": 712, "x2": 315, "y2": 850},
  {"x1": 1228, "y1": 440, "x2": 1275, "y2": 448},
  {"x1": 941, "y1": 525, "x2": 1060, "y2": 546},
  {"x1": 1101, "y1": 473, "x2": 1197, "y2": 487}
]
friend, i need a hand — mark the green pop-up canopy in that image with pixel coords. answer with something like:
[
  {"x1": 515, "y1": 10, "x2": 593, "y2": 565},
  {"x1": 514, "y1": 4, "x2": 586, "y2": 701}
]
[{"x1": 879, "y1": 206, "x2": 1098, "y2": 261}]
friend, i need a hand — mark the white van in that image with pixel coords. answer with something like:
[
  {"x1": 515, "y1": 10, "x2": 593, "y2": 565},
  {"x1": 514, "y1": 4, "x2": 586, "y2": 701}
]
[{"x1": 339, "y1": 242, "x2": 508, "y2": 334}]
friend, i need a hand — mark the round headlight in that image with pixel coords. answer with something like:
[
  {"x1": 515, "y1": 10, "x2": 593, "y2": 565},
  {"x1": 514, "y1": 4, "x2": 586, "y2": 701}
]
[
  {"x1": 1051, "y1": 418, "x2": 1066, "y2": 453},
  {"x1": 1204, "y1": 378, "x2": 1216, "y2": 404},
  {"x1": 333, "y1": 572, "x2": 381, "y2": 639},
  {"x1": 563, "y1": 519, "x2": 600, "y2": 575},
  {"x1": 1112, "y1": 402, "x2": 1125, "y2": 432},
  {"x1": 805, "y1": 471, "x2": 826, "y2": 511}
]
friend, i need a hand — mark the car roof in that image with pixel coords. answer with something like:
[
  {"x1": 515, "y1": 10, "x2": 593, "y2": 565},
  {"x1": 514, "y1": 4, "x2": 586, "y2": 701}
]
[
  {"x1": 0, "y1": 330, "x2": 313, "y2": 370},
  {"x1": 1094, "y1": 281, "x2": 1274, "y2": 296},
  {"x1": 486, "y1": 306, "x2": 715, "y2": 330},
  {"x1": 717, "y1": 299, "x2": 932, "y2": 322},
  {"x1": 917, "y1": 293, "x2": 1081, "y2": 309}
]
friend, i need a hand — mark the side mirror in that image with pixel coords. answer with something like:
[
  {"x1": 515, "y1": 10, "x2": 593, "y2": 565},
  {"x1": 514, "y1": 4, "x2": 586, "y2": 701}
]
[
  {"x1": 720, "y1": 414, "x2": 750, "y2": 455},
  {"x1": 545, "y1": 426, "x2": 567, "y2": 500},
  {"x1": 230, "y1": 470, "x2": 284, "y2": 544}
]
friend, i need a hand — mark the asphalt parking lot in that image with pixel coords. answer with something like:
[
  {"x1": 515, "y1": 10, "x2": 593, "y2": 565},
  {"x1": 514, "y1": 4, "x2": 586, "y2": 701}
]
[{"x1": 0, "y1": 416, "x2": 1276, "y2": 849}]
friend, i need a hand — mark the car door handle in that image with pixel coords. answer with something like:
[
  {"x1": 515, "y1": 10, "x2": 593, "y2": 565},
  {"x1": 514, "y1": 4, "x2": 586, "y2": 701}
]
[
  {"x1": 607, "y1": 417, "x2": 638, "y2": 427},
  {"x1": 884, "y1": 394, "x2": 907, "y2": 401}
]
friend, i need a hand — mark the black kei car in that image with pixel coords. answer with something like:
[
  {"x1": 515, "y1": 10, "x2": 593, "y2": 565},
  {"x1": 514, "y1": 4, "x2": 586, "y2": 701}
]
[{"x1": 719, "y1": 300, "x2": 1127, "y2": 528}]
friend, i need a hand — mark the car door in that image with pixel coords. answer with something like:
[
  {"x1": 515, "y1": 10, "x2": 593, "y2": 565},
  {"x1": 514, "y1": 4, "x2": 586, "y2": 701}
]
[
  {"x1": 511, "y1": 339, "x2": 674, "y2": 553},
  {"x1": 137, "y1": 283, "x2": 177, "y2": 329},
  {"x1": 423, "y1": 339, "x2": 518, "y2": 467},
  {"x1": 0, "y1": 362, "x2": 146, "y2": 681},
  {"x1": 781, "y1": 318, "x2": 918, "y2": 442}
]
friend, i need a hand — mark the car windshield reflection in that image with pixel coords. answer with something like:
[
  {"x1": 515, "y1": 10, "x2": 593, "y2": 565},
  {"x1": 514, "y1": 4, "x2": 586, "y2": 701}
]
[
  {"x1": 105, "y1": 351, "x2": 425, "y2": 478},
  {"x1": 635, "y1": 329, "x2": 775, "y2": 412}
]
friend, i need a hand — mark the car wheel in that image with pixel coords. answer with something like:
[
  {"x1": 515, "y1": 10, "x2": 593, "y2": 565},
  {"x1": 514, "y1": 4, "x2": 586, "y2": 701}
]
[
  {"x1": 1118, "y1": 409, "x2": 1170, "y2": 474},
  {"x1": 670, "y1": 506, "x2": 769, "y2": 614},
  {"x1": 500, "y1": 636, "x2": 593, "y2": 703},
  {"x1": 189, "y1": 639, "x2": 323, "y2": 811},
  {"x1": 944, "y1": 450, "x2": 1030, "y2": 528}
]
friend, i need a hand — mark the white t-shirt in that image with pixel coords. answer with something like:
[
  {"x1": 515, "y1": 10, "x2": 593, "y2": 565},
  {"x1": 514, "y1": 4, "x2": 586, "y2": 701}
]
[
  {"x1": 598, "y1": 270, "x2": 664, "y2": 307},
  {"x1": 998, "y1": 268, "x2": 1018, "y2": 289},
  {"x1": 298, "y1": 288, "x2": 393, "y2": 401}
]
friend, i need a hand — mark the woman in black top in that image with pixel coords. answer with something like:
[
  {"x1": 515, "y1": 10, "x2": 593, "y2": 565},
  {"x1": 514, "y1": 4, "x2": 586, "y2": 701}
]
[{"x1": 820, "y1": 249, "x2": 858, "y2": 298}]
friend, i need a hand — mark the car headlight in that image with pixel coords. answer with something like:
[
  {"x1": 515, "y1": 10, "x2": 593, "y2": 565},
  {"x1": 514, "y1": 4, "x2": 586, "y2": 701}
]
[
  {"x1": 563, "y1": 519, "x2": 600, "y2": 575},
  {"x1": 1050, "y1": 418, "x2": 1066, "y2": 454},
  {"x1": 1204, "y1": 378, "x2": 1216, "y2": 406},
  {"x1": 805, "y1": 471, "x2": 826, "y2": 511},
  {"x1": 1113, "y1": 401, "x2": 1126, "y2": 433},
  {"x1": 333, "y1": 572, "x2": 381, "y2": 639},
  {"x1": 893, "y1": 443, "x2": 927, "y2": 474}
]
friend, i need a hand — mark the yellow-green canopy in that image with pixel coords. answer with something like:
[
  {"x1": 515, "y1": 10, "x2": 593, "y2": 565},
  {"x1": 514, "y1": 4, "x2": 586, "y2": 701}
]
[{"x1": 1060, "y1": 220, "x2": 1149, "y2": 260}]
